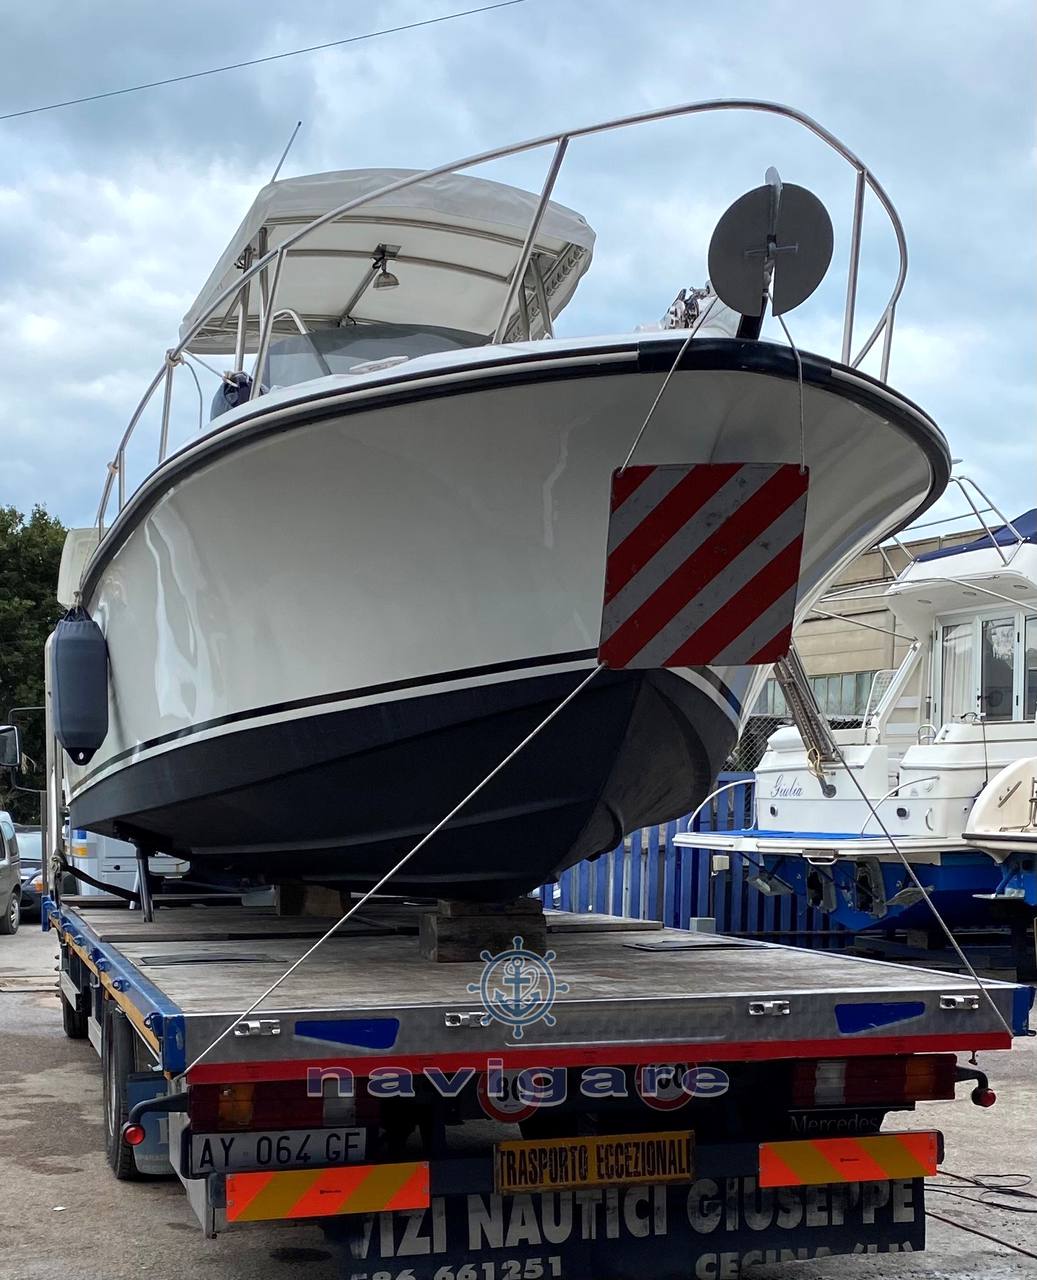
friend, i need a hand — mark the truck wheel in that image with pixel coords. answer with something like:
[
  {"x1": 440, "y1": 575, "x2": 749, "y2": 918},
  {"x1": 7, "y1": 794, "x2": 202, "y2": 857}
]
[
  {"x1": 102, "y1": 1004, "x2": 143, "y2": 1180},
  {"x1": 0, "y1": 892, "x2": 19, "y2": 935}
]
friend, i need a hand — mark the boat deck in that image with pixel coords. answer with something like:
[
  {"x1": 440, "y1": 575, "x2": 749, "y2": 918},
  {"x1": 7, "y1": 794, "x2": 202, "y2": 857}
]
[
  {"x1": 674, "y1": 829, "x2": 957, "y2": 861},
  {"x1": 51, "y1": 900, "x2": 1029, "y2": 1078}
]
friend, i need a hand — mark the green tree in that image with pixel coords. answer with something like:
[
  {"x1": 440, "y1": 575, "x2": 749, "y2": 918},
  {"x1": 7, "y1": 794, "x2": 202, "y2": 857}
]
[{"x1": 0, "y1": 505, "x2": 66, "y2": 823}]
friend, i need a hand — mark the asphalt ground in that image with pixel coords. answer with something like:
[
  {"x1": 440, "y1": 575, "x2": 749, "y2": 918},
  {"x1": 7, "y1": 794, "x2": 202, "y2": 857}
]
[{"x1": 1, "y1": 923, "x2": 1034, "y2": 1279}]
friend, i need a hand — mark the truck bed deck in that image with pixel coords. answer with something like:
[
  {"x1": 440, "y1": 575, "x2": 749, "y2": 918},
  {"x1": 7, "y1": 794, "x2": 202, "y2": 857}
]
[{"x1": 50, "y1": 899, "x2": 1028, "y2": 1080}]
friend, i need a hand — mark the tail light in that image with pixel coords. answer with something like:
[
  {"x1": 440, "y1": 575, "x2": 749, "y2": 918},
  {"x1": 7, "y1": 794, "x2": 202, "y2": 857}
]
[
  {"x1": 791, "y1": 1054, "x2": 957, "y2": 1108},
  {"x1": 218, "y1": 1083, "x2": 255, "y2": 1129}
]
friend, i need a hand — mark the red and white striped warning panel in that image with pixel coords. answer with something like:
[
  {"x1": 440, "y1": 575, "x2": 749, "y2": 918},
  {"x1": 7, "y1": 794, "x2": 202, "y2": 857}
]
[{"x1": 598, "y1": 463, "x2": 808, "y2": 669}]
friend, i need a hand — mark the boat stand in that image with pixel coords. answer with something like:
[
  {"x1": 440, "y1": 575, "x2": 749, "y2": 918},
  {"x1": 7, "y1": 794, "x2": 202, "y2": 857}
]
[{"x1": 132, "y1": 844, "x2": 156, "y2": 922}]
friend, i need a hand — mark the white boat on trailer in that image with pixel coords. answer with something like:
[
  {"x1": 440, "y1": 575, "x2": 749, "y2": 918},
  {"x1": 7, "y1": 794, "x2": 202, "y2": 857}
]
[
  {"x1": 51, "y1": 100, "x2": 951, "y2": 903},
  {"x1": 680, "y1": 488, "x2": 1037, "y2": 967}
]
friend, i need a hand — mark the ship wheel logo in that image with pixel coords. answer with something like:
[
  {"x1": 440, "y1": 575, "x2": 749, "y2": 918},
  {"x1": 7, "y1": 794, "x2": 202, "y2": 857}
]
[{"x1": 467, "y1": 936, "x2": 569, "y2": 1041}]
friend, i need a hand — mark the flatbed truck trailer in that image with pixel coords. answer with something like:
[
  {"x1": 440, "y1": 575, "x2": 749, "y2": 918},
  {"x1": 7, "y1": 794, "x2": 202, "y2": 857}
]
[{"x1": 46, "y1": 894, "x2": 1032, "y2": 1277}]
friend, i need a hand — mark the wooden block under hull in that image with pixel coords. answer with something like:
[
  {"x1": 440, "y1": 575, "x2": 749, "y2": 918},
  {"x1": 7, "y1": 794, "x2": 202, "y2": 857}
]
[{"x1": 419, "y1": 897, "x2": 547, "y2": 962}]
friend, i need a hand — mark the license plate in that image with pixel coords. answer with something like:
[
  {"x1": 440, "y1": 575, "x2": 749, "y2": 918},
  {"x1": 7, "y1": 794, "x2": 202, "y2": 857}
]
[
  {"x1": 496, "y1": 1130, "x2": 694, "y2": 1194},
  {"x1": 191, "y1": 1127, "x2": 367, "y2": 1175}
]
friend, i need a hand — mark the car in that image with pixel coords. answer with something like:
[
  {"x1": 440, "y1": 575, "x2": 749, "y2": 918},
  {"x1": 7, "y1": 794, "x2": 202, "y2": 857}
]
[
  {"x1": 14, "y1": 825, "x2": 44, "y2": 920},
  {"x1": 0, "y1": 812, "x2": 22, "y2": 934}
]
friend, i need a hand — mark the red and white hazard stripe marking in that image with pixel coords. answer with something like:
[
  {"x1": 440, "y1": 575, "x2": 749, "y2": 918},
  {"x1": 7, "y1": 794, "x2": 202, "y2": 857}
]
[{"x1": 597, "y1": 463, "x2": 808, "y2": 669}]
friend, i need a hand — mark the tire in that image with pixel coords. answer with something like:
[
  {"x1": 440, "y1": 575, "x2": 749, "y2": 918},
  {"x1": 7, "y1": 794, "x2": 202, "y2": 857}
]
[
  {"x1": 102, "y1": 1003, "x2": 144, "y2": 1180},
  {"x1": 0, "y1": 892, "x2": 19, "y2": 935}
]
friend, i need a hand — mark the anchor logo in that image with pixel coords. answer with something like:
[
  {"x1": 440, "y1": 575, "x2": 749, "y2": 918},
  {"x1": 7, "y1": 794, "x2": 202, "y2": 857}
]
[{"x1": 467, "y1": 936, "x2": 569, "y2": 1041}]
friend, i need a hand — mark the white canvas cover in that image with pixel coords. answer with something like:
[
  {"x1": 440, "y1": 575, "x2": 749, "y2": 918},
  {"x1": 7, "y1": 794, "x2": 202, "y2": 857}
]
[{"x1": 181, "y1": 169, "x2": 596, "y2": 352}]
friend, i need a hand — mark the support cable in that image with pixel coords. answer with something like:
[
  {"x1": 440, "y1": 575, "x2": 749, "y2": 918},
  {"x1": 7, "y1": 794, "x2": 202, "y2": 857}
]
[
  {"x1": 618, "y1": 295, "x2": 720, "y2": 473},
  {"x1": 184, "y1": 661, "x2": 605, "y2": 1072},
  {"x1": 827, "y1": 734, "x2": 1013, "y2": 1038}
]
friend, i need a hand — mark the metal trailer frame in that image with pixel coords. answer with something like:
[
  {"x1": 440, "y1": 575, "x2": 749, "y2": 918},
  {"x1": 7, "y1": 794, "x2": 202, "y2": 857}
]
[{"x1": 46, "y1": 895, "x2": 1031, "y2": 1254}]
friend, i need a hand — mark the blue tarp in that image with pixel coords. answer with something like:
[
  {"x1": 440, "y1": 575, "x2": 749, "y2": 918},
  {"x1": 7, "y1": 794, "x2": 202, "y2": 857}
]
[{"x1": 916, "y1": 509, "x2": 1037, "y2": 561}]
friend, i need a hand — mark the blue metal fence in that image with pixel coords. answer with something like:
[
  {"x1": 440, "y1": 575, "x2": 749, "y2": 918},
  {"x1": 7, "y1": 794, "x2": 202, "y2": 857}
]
[{"x1": 544, "y1": 772, "x2": 845, "y2": 946}]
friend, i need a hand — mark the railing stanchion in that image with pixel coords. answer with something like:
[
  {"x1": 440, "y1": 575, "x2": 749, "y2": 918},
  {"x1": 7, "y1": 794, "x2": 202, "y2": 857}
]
[
  {"x1": 516, "y1": 274, "x2": 531, "y2": 341},
  {"x1": 250, "y1": 249, "x2": 286, "y2": 399},
  {"x1": 117, "y1": 448, "x2": 126, "y2": 510},
  {"x1": 230, "y1": 240, "x2": 255, "y2": 373},
  {"x1": 529, "y1": 258, "x2": 554, "y2": 340},
  {"x1": 952, "y1": 476, "x2": 1010, "y2": 567},
  {"x1": 233, "y1": 284, "x2": 250, "y2": 374},
  {"x1": 492, "y1": 136, "x2": 569, "y2": 343},
  {"x1": 841, "y1": 168, "x2": 866, "y2": 365},
  {"x1": 256, "y1": 228, "x2": 269, "y2": 340},
  {"x1": 879, "y1": 303, "x2": 896, "y2": 382},
  {"x1": 158, "y1": 355, "x2": 175, "y2": 463}
]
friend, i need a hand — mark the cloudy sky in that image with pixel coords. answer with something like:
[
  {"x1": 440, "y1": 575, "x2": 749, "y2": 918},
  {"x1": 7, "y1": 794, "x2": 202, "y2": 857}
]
[{"x1": 1, "y1": 0, "x2": 1033, "y2": 532}]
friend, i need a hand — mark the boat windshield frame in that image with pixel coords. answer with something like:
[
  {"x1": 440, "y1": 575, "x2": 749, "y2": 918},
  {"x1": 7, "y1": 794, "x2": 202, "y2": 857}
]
[{"x1": 97, "y1": 97, "x2": 912, "y2": 535}]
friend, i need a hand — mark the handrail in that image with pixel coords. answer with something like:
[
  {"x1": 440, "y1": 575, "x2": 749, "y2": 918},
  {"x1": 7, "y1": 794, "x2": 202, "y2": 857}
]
[
  {"x1": 949, "y1": 476, "x2": 1026, "y2": 565},
  {"x1": 870, "y1": 475, "x2": 1027, "y2": 572},
  {"x1": 269, "y1": 306, "x2": 311, "y2": 337},
  {"x1": 96, "y1": 97, "x2": 911, "y2": 534}
]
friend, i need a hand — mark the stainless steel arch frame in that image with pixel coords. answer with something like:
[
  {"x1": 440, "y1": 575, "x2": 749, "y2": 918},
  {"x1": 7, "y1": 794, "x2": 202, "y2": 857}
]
[{"x1": 96, "y1": 98, "x2": 910, "y2": 534}]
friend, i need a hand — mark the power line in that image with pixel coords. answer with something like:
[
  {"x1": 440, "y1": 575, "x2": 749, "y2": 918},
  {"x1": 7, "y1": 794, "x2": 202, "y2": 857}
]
[{"x1": 0, "y1": 1, "x2": 527, "y2": 123}]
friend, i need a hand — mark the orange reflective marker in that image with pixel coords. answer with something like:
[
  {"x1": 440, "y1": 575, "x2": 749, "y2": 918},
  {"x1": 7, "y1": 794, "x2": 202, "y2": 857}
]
[
  {"x1": 758, "y1": 1132, "x2": 938, "y2": 1188},
  {"x1": 226, "y1": 1162, "x2": 430, "y2": 1222}
]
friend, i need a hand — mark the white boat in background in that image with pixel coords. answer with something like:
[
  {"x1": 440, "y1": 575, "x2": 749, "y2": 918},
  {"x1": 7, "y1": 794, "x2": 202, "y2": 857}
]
[
  {"x1": 682, "y1": 490, "x2": 1037, "y2": 948},
  {"x1": 51, "y1": 101, "x2": 951, "y2": 902},
  {"x1": 965, "y1": 754, "x2": 1037, "y2": 855}
]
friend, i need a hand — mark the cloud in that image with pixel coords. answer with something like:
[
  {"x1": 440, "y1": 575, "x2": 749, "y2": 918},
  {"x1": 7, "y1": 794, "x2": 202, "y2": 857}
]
[{"x1": 0, "y1": 0, "x2": 1033, "y2": 529}]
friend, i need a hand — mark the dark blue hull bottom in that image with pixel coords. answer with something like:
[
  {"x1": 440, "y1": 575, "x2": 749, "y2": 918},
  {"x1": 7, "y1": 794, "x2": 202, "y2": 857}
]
[
  {"x1": 71, "y1": 666, "x2": 737, "y2": 902},
  {"x1": 763, "y1": 850, "x2": 1004, "y2": 932}
]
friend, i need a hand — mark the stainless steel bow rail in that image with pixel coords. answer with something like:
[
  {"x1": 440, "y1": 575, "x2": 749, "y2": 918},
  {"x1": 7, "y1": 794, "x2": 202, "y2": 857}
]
[
  {"x1": 95, "y1": 98, "x2": 910, "y2": 534},
  {"x1": 875, "y1": 476, "x2": 1028, "y2": 572},
  {"x1": 819, "y1": 473, "x2": 1036, "y2": 617}
]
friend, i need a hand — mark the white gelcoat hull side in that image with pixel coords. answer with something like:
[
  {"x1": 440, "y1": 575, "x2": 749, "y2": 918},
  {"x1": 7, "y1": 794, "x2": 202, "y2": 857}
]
[
  {"x1": 965, "y1": 755, "x2": 1037, "y2": 855},
  {"x1": 70, "y1": 345, "x2": 942, "y2": 800},
  {"x1": 730, "y1": 717, "x2": 1037, "y2": 863}
]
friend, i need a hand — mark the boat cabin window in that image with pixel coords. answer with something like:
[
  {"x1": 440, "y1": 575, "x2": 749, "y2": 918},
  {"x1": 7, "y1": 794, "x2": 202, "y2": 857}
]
[
  {"x1": 940, "y1": 621, "x2": 975, "y2": 720},
  {"x1": 938, "y1": 611, "x2": 1037, "y2": 723},
  {"x1": 264, "y1": 322, "x2": 484, "y2": 388},
  {"x1": 980, "y1": 616, "x2": 1015, "y2": 720}
]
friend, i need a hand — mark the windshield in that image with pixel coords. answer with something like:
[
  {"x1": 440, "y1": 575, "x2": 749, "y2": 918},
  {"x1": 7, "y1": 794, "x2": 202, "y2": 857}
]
[
  {"x1": 265, "y1": 322, "x2": 484, "y2": 388},
  {"x1": 15, "y1": 828, "x2": 41, "y2": 866}
]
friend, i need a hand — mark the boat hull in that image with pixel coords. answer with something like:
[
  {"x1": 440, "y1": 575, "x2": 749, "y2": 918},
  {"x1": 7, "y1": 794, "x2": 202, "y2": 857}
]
[
  {"x1": 67, "y1": 335, "x2": 949, "y2": 899},
  {"x1": 71, "y1": 664, "x2": 734, "y2": 898}
]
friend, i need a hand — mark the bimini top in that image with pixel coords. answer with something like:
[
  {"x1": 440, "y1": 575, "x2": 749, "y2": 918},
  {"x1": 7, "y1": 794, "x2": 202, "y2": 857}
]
[
  {"x1": 180, "y1": 168, "x2": 596, "y2": 353},
  {"x1": 916, "y1": 509, "x2": 1037, "y2": 561}
]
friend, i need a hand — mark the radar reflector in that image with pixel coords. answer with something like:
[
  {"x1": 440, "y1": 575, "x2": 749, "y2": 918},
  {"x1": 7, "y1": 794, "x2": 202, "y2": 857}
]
[{"x1": 708, "y1": 170, "x2": 833, "y2": 318}]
